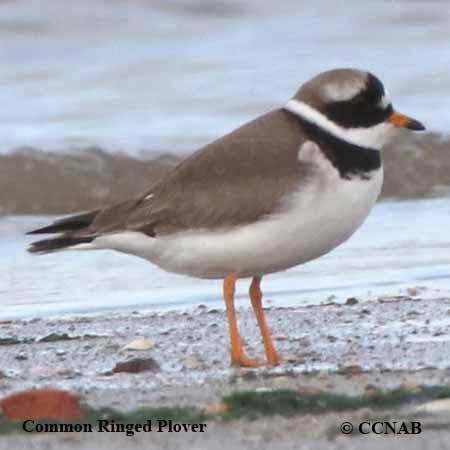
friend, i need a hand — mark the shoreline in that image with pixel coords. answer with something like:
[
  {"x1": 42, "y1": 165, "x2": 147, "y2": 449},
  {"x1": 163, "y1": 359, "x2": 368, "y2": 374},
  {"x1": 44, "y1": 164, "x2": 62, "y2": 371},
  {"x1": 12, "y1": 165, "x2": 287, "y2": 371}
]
[
  {"x1": 1, "y1": 131, "x2": 450, "y2": 215},
  {"x1": 2, "y1": 295, "x2": 450, "y2": 448},
  {"x1": 3, "y1": 294, "x2": 450, "y2": 406}
]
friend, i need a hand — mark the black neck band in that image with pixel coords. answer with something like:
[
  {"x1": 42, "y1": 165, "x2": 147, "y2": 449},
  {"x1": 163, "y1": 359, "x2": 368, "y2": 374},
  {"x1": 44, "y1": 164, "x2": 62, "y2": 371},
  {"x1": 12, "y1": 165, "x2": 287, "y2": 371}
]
[{"x1": 290, "y1": 112, "x2": 382, "y2": 179}]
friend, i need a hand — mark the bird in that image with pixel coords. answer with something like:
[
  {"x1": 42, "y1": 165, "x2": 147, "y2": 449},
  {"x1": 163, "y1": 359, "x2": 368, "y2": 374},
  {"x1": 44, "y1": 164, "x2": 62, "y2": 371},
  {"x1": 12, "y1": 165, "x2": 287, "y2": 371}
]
[{"x1": 27, "y1": 68, "x2": 425, "y2": 367}]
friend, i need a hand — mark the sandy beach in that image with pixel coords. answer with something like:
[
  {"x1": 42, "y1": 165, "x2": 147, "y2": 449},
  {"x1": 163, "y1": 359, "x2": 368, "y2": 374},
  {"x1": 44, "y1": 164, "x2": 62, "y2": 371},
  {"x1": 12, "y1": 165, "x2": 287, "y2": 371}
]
[{"x1": 3, "y1": 294, "x2": 450, "y2": 449}]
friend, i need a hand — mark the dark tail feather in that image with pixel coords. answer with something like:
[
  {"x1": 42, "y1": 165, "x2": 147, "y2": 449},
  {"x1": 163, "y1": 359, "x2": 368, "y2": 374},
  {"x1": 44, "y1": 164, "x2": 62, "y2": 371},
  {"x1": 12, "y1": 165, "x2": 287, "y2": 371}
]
[
  {"x1": 27, "y1": 235, "x2": 95, "y2": 254},
  {"x1": 27, "y1": 209, "x2": 99, "y2": 254},
  {"x1": 27, "y1": 209, "x2": 100, "y2": 235}
]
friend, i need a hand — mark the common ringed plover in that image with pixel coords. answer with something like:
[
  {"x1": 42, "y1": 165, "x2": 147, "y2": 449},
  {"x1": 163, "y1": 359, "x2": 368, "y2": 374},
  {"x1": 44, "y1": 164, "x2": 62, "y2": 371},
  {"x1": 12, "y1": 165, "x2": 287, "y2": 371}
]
[{"x1": 28, "y1": 68, "x2": 425, "y2": 367}]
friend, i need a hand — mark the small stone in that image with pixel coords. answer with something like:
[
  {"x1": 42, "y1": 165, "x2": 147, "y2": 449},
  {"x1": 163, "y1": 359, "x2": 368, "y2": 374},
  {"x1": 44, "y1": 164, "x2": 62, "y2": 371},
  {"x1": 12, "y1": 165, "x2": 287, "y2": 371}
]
[
  {"x1": 413, "y1": 398, "x2": 450, "y2": 415},
  {"x1": 56, "y1": 368, "x2": 80, "y2": 379},
  {"x1": 0, "y1": 389, "x2": 81, "y2": 421},
  {"x1": 272, "y1": 376, "x2": 290, "y2": 384},
  {"x1": 298, "y1": 386, "x2": 324, "y2": 396},
  {"x1": 338, "y1": 364, "x2": 363, "y2": 376},
  {"x1": 345, "y1": 298, "x2": 359, "y2": 306},
  {"x1": 112, "y1": 358, "x2": 160, "y2": 374},
  {"x1": 407, "y1": 287, "x2": 419, "y2": 297},
  {"x1": 399, "y1": 380, "x2": 421, "y2": 392},
  {"x1": 105, "y1": 343, "x2": 121, "y2": 351},
  {"x1": 204, "y1": 402, "x2": 228, "y2": 415},
  {"x1": 182, "y1": 357, "x2": 201, "y2": 370},
  {"x1": 284, "y1": 354, "x2": 299, "y2": 363},
  {"x1": 255, "y1": 387, "x2": 271, "y2": 393},
  {"x1": 274, "y1": 335, "x2": 288, "y2": 341},
  {"x1": 56, "y1": 349, "x2": 66, "y2": 356},
  {"x1": 122, "y1": 338, "x2": 154, "y2": 351},
  {"x1": 159, "y1": 328, "x2": 173, "y2": 336},
  {"x1": 364, "y1": 384, "x2": 379, "y2": 396},
  {"x1": 15, "y1": 353, "x2": 28, "y2": 361},
  {"x1": 39, "y1": 333, "x2": 73, "y2": 343}
]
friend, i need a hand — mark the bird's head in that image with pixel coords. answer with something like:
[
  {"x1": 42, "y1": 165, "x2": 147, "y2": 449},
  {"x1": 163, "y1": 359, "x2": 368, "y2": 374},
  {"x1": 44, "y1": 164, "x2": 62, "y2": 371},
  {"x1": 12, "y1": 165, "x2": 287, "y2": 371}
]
[{"x1": 285, "y1": 68, "x2": 425, "y2": 150}]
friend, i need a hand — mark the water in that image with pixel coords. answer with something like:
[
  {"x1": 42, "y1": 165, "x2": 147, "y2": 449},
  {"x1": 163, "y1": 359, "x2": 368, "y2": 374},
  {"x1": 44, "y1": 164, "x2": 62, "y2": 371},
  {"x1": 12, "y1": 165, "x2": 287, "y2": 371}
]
[
  {"x1": 1, "y1": 1, "x2": 450, "y2": 319},
  {"x1": 1, "y1": 0, "x2": 449, "y2": 154},
  {"x1": 2, "y1": 197, "x2": 450, "y2": 320}
]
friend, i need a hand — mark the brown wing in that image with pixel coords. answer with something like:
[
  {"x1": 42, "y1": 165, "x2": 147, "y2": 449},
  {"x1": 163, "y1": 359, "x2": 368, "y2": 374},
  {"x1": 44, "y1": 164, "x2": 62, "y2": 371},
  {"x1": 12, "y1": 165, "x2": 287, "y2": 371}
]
[{"x1": 88, "y1": 109, "x2": 309, "y2": 236}]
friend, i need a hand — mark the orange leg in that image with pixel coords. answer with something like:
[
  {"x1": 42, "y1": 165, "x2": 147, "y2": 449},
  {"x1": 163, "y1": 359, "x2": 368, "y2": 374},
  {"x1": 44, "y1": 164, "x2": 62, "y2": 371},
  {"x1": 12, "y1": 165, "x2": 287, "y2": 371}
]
[
  {"x1": 223, "y1": 274, "x2": 262, "y2": 367},
  {"x1": 249, "y1": 276, "x2": 280, "y2": 366}
]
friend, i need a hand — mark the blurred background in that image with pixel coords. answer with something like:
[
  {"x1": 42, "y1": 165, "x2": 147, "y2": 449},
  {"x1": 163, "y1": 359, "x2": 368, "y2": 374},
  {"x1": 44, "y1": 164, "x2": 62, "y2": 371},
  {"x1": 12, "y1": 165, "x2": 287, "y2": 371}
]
[
  {"x1": 1, "y1": 0, "x2": 450, "y2": 214},
  {"x1": 1, "y1": 0, "x2": 450, "y2": 319}
]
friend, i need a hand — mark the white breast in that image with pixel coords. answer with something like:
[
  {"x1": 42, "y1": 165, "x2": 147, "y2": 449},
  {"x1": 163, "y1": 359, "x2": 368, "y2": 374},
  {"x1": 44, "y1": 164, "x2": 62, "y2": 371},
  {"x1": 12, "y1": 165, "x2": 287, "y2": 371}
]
[{"x1": 93, "y1": 143, "x2": 383, "y2": 279}]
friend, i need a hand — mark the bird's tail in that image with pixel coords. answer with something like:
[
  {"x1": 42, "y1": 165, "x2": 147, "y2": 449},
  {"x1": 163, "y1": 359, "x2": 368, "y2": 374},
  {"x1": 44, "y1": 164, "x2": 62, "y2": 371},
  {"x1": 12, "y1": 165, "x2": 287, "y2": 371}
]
[{"x1": 27, "y1": 209, "x2": 99, "y2": 254}]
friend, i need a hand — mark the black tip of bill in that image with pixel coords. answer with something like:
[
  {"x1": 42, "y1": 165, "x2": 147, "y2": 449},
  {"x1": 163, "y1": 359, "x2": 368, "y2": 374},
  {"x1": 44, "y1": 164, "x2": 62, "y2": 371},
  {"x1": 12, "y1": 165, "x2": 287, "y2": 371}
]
[{"x1": 406, "y1": 118, "x2": 426, "y2": 131}]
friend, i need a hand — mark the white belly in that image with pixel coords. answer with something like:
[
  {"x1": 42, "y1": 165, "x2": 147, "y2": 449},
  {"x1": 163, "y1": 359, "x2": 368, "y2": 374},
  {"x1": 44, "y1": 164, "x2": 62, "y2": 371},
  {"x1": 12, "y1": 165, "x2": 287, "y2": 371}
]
[{"x1": 94, "y1": 167, "x2": 383, "y2": 279}]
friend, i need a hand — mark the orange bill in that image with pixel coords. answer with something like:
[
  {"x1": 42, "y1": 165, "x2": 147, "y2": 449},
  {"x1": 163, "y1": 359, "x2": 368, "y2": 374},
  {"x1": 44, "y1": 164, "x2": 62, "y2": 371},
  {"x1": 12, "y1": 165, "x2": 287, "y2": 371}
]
[{"x1": 388, "y1": 111, "x2": 425, "y2": 131}]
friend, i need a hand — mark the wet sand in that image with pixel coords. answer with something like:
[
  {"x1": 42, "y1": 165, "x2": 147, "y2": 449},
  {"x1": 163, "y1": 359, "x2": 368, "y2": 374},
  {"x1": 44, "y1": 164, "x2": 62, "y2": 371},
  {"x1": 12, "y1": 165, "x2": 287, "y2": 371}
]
[{"x1": 2, "y1": 294, "x2": 450, "y2": 448}]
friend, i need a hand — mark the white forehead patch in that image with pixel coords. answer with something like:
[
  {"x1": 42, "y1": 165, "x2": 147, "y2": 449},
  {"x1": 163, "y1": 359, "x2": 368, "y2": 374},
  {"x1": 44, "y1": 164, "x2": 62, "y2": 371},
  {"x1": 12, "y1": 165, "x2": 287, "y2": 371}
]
[
  {"x1": 377, "y1": 89, "x2": 391, "y2": 109},
  {"x1": 322, "y1": 78, "x2": 366, "y2": 103}
]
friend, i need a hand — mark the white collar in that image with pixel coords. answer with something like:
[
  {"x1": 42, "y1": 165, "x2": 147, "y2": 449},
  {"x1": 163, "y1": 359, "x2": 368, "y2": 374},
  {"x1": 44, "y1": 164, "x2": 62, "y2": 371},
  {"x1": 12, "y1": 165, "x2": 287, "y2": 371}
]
[{"x1": 283, "y1": 99, "x2": 393, "y2": 150}]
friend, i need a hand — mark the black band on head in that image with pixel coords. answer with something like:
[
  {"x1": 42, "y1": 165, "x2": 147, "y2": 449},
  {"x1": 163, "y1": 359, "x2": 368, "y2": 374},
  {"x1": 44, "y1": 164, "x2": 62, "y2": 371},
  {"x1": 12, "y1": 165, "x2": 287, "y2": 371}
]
[{"x1": 324, "y1": 73, "x2": 393, "y2": 129}]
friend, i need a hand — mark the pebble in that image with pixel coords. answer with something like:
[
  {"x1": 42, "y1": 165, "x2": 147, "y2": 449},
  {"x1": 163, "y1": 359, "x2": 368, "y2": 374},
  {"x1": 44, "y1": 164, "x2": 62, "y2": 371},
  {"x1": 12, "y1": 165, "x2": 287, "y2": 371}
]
[
  {"x1": 345, "y1": 297, "x2": 359, "y2": 306},
  {"x1": 38, "y1": 333, "x2": 73, "y2": 343},
  {"x1": 298, "y1": 385, "x2": 324, "y2": 396},
  {"x1": 182, "y1": 357, "x2": 202, "y2": 370},
  {"x1": 407, "y1": 287, "x2": 419, "y2": 297},
  {"x1": 56, "y1": 368, "x2": 80, "y2": 379},
  {"x1": 112, "y1": 357, "x2": 160, "y2": 374},
  {"x1": 413, "y1": 398, "x2": 450, "y2": 415},
  {"x1": 272, "y1": 376, "x2": 290, "y2": 384},
  {"x1": 204, "y1": 402, "x2": 228, "y2": 415},
  {"x1": 122, "y1": 338, "x2": 154, "y2": 351},
  {"x1": 338, "y1": 364, "x2": 364, "y2": 376},
  {"x1": 0, "y1": 389, "x2": 82, "y2": 421},
  {"x1": 284, "y1": 354, "x2": 299, "y2": 363},
  {"x1": 399, "y1": 380, "x2": 421, "y2": 392},
  {"x1": 274, "y1": 335, "x2": 288, "y2": 341}
]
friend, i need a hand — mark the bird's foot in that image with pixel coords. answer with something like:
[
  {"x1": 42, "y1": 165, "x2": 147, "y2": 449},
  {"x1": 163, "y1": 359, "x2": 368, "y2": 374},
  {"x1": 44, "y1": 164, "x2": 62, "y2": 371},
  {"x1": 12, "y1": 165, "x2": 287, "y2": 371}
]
[
  {"x1": 230, "y1": 353, "x2": 265, "y2": 368},
  {"x1": 266, "y1": 354, "x2": 281, "y2": 366}
]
